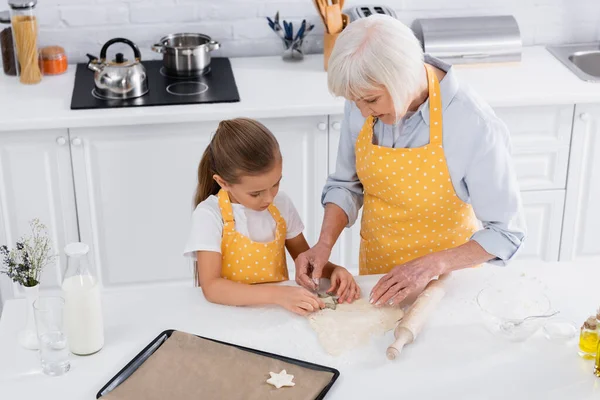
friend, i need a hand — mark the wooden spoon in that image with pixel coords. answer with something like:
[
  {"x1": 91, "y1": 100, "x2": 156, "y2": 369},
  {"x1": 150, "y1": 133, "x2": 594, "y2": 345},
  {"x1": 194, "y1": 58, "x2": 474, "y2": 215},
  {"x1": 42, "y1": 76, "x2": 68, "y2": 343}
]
[
  {"x1": 311, "y1": 0, "x2": 328, "y2": 29},
  {"x1": 326, "y1": 3, "x2": 343, "y2": 34}
]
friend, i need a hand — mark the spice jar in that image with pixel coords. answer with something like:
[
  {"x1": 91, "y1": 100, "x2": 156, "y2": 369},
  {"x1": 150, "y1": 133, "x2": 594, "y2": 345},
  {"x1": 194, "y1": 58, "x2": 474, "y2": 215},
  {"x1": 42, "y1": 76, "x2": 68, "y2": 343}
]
[
  {"x1": 40, "y1": 46, "x2": 67, "y2": 75},
  {"x1": 578, "y1": 316, "x2": 598, "y2": 360},
  {"x1": 8, "y1": 0, "x2": 41, "y2": 84},
  {"x1": 0, "y1": 11, "x2": 17, "y2": 76}
]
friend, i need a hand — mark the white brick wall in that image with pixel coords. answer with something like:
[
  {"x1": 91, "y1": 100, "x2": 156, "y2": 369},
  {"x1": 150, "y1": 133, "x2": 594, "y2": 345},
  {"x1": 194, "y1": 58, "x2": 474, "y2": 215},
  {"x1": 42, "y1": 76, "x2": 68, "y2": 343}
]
[{"x1": 26, "y1": 0, "x2": 600, "y2": 64}]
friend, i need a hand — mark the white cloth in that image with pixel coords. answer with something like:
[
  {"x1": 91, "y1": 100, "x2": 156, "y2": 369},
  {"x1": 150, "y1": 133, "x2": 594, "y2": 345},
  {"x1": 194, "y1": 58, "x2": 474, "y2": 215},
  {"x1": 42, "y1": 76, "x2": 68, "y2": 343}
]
[{"x1": 183, "y1": 191, "x2": 304, "y2": 259}]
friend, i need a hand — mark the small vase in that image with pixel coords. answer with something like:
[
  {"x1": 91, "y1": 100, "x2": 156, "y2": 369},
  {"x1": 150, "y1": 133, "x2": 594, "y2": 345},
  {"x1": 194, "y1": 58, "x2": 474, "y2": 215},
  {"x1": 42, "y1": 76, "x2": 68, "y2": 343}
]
[
  {"x1": 281, "y1": 39, "x2": 304, "y2": 62},
  {"x1": 18, "y1": 284, "x2": 40, "y2": 350}
]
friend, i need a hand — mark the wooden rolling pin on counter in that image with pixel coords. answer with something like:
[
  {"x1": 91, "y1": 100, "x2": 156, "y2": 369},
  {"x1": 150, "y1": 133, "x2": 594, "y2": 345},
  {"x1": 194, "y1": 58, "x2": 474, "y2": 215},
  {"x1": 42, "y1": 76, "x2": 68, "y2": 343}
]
[{"x1": 387, "y1": 274, "x2": 450, "y2": 360}]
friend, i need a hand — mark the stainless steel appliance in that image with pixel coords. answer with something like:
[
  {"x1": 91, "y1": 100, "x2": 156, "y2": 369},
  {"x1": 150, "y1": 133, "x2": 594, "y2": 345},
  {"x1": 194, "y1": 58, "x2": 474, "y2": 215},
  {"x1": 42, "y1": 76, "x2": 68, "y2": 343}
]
[
  {"x1": 347, "y1": 5, "x2": 396, "y2": 21},
  {"x1": 412, "y1": 15, "x2": 522, "y2": 64}
]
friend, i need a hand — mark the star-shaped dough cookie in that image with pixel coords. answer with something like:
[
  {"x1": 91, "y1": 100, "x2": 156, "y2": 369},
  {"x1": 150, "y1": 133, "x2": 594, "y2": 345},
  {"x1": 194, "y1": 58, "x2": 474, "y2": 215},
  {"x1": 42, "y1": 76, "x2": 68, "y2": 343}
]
[{"x1": 266, "y1": 369, "x2": 295, "y2": 389}]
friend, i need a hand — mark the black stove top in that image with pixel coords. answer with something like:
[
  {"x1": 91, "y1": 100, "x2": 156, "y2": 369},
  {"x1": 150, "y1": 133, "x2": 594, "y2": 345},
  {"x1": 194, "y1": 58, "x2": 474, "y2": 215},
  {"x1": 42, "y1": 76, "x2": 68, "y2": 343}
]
[{"x1": 70, "y1": 58, "x2": 240, "y2": 110}]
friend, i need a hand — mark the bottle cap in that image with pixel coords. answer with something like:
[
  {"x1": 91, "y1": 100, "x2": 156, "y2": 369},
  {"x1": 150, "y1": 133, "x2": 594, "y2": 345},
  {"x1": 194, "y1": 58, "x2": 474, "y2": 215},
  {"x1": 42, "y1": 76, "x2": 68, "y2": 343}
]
[
  {"x1": 64, "y1": 242, "x2": 90, "y2": 257},
  {"x1": 584, "y1": 316, "x2": 598, "y2": 330}
]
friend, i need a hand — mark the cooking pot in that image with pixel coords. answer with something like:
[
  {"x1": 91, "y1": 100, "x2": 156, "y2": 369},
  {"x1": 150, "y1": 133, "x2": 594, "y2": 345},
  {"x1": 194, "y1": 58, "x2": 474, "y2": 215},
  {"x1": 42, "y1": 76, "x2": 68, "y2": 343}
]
[
  {"x1": 87, "y1": 38, "x2": 148, "y2": 100},
  {"x1": 152, "y1": 33, "x2": 220, "y2": 77}
]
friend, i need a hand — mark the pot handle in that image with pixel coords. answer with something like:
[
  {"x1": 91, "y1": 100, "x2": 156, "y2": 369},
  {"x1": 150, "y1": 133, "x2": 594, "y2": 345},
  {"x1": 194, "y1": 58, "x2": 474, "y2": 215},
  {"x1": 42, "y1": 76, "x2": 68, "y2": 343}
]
[
  {"x1": 100, "y1": 38, "x2": 143, "y2": 61},
  {"x1": 151, "y1": 43, "x2": 164, "y2": 53},
  {"x1": 207, "y1": 40, "x2": 220, "y2": 52}
]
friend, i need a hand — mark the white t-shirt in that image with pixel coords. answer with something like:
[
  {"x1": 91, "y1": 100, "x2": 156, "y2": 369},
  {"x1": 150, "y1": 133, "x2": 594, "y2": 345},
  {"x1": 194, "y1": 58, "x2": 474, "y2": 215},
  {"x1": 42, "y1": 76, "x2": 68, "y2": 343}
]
[{"x1": 183, "y1": 191, "x2": 304, "y2": 259}]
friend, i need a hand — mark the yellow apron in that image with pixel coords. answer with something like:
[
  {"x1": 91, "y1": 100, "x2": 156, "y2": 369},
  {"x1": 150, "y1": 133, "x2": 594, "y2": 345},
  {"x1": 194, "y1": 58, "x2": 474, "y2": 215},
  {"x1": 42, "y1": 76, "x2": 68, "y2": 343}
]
[
  {"x1": 356, "y1": 65, "x2": 479, "y2": 275},
  {"x1": 217, "y1": 190, "x2": 289, "y2": 283}
]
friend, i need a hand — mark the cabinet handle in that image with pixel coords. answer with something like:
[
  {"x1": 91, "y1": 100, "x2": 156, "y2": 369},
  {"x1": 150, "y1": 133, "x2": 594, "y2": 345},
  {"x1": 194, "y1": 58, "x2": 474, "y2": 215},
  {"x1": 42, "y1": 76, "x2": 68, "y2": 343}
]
[
  {"x1": 331, "y1": 121, "x2": 341, "y2": 130},
  {"x1": 580, "y1": 113, "x2": 590, "y2": 122},
  {"x1": 71, "y1": 137, "x2": 82, "y2": 146},
  {"x1": 317, "y1": 122, "x2": 327, "y2": 131},
  {"x1": 56, "y1": 136, "x2": 67, "y2": 146}
]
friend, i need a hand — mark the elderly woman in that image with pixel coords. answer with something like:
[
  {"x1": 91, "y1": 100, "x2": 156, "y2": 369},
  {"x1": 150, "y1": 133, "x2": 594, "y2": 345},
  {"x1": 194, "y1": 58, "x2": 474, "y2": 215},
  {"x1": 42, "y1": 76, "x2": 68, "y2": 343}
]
[{"x1": 295, "y1": 15, "x2": 525, "y2": 306}]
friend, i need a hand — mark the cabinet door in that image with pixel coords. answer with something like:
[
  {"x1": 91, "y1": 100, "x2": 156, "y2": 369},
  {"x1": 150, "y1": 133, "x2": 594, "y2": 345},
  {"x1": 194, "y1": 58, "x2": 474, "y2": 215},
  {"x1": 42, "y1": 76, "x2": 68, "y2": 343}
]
[
  {"x1": 69, "y1": 117, "x2": 328, "y2": 288},
  {"x1": 560, "y1": 105, "x2": 600, "y2": 260},
  {"x1": 0, "y1": 130, "x2": 78, "y2": 306},
  {"x1": 69, "y1": 123, "x2": 217, "y2": 288},
  {"x1": 518, "y1": 191, "x2": 565, "y2": 262},
  {"x1": 494, "y1": 105, "x2": 573, "y2": 191}
]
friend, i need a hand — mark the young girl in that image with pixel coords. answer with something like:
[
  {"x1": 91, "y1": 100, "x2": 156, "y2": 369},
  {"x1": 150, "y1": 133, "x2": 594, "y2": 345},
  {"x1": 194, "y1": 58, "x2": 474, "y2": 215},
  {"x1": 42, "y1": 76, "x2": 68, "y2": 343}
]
[{"x1": 184, "y1": 118, "x2": 360, "y2": 315}]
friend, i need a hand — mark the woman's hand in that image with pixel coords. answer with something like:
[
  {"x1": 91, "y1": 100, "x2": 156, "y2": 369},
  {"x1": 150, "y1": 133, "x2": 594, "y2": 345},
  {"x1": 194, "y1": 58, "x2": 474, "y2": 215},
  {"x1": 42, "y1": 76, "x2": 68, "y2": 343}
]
[
  {"x1": 274, "y1": 286, "x2": 325, "y2": 316},
  {"x1": 294, "y1": 242, "x2": 332, "y2": 290},
  {"x1": 369, "y1": 254, "x2": 446, "y2": 307},
  {"x1": 328, "y1": 266, "x2": 361, "y2": 303}
]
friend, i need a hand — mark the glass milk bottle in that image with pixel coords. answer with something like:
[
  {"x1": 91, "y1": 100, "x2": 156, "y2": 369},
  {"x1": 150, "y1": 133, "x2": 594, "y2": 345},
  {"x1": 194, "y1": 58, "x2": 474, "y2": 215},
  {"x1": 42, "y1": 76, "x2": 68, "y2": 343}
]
[{"x1": 62, "y1": 242, "x2": 104, "y2": 355}]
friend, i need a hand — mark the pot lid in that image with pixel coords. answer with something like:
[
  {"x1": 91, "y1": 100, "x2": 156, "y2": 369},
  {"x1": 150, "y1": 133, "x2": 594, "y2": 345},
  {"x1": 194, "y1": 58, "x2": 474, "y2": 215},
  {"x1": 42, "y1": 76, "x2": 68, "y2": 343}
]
[
  {"x1": 0, "y1": 11, "x2": 11, "y2": 23},
  {"x1": 8, "y1": 0, "x2": 37, "y2": 10}
]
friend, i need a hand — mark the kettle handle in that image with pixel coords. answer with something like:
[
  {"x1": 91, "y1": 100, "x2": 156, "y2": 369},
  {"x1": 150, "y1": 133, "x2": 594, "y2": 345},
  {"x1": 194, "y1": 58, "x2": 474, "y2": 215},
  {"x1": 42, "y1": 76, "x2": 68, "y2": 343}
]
[{"x1": 99, "y1": 38, "x2": 142, "y2": 61}]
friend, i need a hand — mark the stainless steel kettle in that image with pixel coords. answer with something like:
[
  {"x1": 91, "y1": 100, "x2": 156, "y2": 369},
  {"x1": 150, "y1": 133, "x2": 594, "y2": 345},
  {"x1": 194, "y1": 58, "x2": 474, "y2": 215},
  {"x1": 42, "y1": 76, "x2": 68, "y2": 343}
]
[{"x1": 87, "y1": 38, "x2": 148, "y2": 100}]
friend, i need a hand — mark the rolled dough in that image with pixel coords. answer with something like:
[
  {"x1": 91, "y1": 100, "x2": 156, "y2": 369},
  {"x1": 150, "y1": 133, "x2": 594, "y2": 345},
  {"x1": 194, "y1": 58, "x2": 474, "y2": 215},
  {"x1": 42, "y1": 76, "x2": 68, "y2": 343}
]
[{"x1": 307, "y1": 299, "x2": 404, "y2": 356}]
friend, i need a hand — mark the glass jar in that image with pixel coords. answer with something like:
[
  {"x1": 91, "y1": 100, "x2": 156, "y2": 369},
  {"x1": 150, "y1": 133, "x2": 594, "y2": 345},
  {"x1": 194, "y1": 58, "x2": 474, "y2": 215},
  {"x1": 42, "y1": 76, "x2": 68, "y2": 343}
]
[
  {"x1": 8, "y1": 0, "x2": 41, "y2": 84},
  {"x1": 0, "y1": 11, "x2": 17, "y2": 76},
  {"x1": 62, "y1": 242, "x2": 104, "y2": 356},
  {"x1": 40, "y1": 45, "x2": 67, "y2": 75}
]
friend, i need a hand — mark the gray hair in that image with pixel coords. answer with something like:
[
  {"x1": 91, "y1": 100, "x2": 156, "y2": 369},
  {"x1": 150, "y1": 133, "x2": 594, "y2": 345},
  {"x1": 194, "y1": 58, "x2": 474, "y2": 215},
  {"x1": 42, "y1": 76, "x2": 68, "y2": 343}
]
[{"x1": 327, "y1": 14, "x2": 426, "y2": 119}]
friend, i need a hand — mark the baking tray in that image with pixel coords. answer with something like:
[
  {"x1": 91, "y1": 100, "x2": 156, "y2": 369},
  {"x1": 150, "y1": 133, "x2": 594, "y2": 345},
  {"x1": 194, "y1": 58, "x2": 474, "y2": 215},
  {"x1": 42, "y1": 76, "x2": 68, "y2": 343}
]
[{"x1": 96, "y1": 329, "x2": 340, "y2": 400}]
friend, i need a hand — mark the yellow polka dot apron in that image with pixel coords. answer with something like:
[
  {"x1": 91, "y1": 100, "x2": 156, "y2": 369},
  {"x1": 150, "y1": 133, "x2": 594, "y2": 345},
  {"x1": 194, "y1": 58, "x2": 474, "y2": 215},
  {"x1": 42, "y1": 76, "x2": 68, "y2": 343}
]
[
  {"x1": 356, "y1": 65, "x2": 479, "y2": 275},
  {"x1": 217, "y1": 190, "x2": 289, "y2": 283}
]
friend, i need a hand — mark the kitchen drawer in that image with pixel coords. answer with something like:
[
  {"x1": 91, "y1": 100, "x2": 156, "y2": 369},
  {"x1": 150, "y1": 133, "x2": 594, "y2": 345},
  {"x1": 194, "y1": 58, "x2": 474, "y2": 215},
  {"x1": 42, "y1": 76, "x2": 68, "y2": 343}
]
[
  {"x1": 494, "y1": 105, "x2": 574, "y2": 148},
  {"x1": 494, "y1": 105, "x2": 574, "y2": 191}
]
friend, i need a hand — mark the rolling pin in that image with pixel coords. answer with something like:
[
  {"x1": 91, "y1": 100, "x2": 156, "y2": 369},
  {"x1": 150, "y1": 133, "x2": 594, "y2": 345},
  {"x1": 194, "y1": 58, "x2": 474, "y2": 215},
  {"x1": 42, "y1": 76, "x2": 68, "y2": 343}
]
[{"x1": 386, "y1": 274, "x2": 450, "y2": 360}]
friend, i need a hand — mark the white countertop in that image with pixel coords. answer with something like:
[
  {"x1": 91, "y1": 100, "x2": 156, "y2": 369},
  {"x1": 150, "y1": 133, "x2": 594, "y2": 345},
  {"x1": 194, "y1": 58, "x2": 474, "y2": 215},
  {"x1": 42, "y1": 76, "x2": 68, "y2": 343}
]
[
  {"x1": 1, "y1": 259, "x2": 600, "y2": 399},
  {"x1": 1, "y1": 46, "x2": 600, "y2": 133}
]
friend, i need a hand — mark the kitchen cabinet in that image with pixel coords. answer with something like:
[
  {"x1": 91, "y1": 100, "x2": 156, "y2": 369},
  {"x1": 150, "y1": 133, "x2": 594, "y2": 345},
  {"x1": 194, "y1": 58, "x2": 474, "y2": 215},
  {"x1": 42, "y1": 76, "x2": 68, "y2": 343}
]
[
  {"x1": 70, "y1": 122, "x2": 217, "y2": 288},
  {"x1": 0, "y1": 130, "x2": 78, "y2": 307},
  {"x1": 69, "y1": 116, "x2": 328, "y2": 287},
  {"x1": 560, "y1": 105, "x2": 600, "y2": 261}
]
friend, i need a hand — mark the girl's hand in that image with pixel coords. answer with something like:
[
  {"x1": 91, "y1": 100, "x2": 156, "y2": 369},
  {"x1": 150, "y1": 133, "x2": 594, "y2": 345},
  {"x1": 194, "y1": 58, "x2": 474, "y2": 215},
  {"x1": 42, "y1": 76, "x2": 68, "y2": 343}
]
[
  {"x1": 274, "y1": 286, "x2": 325, "y2": 316},
  {"x1": 328, "y1": 266, "x2": 361, "y2": 304}
]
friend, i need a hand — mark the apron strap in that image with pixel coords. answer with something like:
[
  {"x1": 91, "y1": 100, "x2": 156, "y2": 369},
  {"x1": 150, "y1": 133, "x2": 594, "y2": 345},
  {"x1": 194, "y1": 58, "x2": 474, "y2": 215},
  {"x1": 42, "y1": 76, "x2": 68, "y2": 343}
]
[
  {"x1": 217, "y1": 189, "x2": 236, "y2": 233},
  {"x1": 425, "y1": 64, "x2": 443, "y2": 146},
  {"x1": 267, "y1": 202, "x2": 283, "y2": 224}
]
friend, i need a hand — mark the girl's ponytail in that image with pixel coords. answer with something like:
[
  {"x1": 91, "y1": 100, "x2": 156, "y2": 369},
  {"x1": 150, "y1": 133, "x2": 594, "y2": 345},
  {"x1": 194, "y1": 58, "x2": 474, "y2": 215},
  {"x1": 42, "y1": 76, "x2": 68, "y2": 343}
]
[{"x1": 194, "y1": 145, "x2": 221, "y2": 207}]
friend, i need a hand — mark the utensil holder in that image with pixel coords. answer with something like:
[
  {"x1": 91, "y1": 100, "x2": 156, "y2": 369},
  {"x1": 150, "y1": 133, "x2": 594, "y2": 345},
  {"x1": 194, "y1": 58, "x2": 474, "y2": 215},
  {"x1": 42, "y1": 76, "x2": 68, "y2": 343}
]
[
  {"x1": 323, "y1": 13, "x2": 349, "y2": 71},
  {"x1": 282, "y1": 39, "x2": 304, "y2": 62}
]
